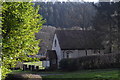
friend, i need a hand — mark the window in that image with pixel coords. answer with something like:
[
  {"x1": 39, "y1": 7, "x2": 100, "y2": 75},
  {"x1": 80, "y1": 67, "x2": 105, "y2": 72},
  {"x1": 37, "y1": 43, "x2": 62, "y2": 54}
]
[
  {"x1": 67, "y1": 53, "x2": 69, "y2": 58},
  {"x1": 85, "y1": 50, "x2": 87, "y2": 56},
  {"x1": 55, "y1": 39, "x2": 57, "y2": 47},
  {"x1": 66, "y1": 50, "x2": 73, "y2": 58}
]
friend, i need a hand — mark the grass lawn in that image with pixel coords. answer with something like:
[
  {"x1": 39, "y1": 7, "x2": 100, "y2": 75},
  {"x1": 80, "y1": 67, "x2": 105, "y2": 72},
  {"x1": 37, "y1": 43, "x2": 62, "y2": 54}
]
[
  {"x1": 43, "y1": 69, "x2": 120, "y2": 80},
  {"x1": 11, "y1": 68, "x2": 120, "y2": 80}
]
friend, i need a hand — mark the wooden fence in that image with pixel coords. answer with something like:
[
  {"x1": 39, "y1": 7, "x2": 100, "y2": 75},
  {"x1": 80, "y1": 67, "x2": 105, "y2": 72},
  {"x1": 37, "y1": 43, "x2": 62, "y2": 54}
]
[{"x1": 22, "y1": 61, "x2": 50, "y2": 71}]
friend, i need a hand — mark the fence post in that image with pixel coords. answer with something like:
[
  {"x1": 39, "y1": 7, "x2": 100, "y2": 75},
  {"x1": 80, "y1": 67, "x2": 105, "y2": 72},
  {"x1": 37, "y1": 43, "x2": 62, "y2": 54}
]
[
  {"x1": 36, "y1": 66, "x2": 39, "y2": 71},
  {"x1": 31, "y1": 65, "x2": 35, "y2": 71},
  {"x1": 28, "y1": 65, "x2": 32, "y2": 71},
  {"x1": 23, "y1": 64, "x2": 27, "y2": 71}
]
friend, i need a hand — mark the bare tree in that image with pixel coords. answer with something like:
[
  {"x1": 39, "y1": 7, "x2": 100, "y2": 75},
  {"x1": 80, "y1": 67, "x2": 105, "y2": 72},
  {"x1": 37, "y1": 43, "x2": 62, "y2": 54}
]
[{"x1": 35, "y1": 26, "x2": 56, "y2": 56}]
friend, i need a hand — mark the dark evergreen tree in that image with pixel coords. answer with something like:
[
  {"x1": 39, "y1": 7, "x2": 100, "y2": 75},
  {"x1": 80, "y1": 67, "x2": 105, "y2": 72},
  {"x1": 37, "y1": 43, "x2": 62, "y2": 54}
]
[{"x1": 34, "y1": 2, "x2": 96, "y2": 28}]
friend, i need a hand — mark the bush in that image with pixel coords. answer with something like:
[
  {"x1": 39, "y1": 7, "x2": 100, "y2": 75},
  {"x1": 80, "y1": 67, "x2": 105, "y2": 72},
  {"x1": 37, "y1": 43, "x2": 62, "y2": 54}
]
[
  {"x1": 59, "y1": 53, "x2": 120, "y2": 71},
  {"x1": 59, "y1": 58, "x2": 78, "y2": 71},
  {"x1": 5, "y1": 73, "x2": 42, "y2": 80}
]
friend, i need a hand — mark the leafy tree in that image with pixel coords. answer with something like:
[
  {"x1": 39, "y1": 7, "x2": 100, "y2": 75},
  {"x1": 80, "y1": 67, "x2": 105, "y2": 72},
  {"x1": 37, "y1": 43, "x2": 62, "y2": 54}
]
[
  {"x1": 2, "y1": 2, "x2": 45, "y2": 79},
  {"x1": 0, "y1": 2, "x2": 2, "y2": 80}
]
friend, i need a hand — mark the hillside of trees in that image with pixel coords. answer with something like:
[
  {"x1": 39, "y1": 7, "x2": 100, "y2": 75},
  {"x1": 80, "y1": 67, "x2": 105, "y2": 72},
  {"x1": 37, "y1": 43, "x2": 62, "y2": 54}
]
[{"x1": 34, "y1": 2, "x2": 96, "y2": 28}]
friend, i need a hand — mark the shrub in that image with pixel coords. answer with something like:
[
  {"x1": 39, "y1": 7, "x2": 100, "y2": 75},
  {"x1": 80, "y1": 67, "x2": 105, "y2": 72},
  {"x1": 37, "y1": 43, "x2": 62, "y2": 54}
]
[
  {"x1": 59, "y1": 58, "x2": 78, "y2": 71},
  {"x1": 5, "y1": 73, "x2": 42, "y2": 80},
  {"x1": 59, "y1": 53, "x2": 120, "y2": 71}
]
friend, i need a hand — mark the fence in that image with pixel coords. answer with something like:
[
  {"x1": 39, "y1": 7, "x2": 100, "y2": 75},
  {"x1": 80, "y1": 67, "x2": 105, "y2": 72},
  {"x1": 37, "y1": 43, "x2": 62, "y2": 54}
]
[{"x1": 23, "y1": 61, "x2": 50, "y2": 71}]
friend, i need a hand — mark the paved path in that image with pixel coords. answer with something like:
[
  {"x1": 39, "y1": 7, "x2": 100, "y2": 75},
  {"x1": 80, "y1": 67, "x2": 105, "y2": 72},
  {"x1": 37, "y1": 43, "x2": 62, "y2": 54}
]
[{"x1": 37, "y1": 73, "x2": 64, "y2": 76}]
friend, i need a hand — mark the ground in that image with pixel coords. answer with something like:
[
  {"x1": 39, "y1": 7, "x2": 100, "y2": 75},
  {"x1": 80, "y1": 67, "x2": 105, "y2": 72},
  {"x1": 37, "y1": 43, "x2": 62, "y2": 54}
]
[{"x1": 11, "y1": 68, "x2": 120, "y2": 80}]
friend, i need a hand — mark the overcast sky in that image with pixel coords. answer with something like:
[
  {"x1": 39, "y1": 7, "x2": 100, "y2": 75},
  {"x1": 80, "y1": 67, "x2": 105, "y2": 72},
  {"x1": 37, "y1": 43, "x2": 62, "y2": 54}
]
[
  {"x1": 33, "y1": 0, "x2": 119, "y2": 3},
  {"x1": 33, "y1": 0, "x2": 99, "y2": 2}
]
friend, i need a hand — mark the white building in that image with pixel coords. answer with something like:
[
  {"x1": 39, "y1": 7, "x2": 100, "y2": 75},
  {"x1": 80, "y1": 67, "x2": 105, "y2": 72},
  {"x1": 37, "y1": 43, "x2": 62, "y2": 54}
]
[{"x1": 51, "y1": 30, "x2": 104, "y2": 68}]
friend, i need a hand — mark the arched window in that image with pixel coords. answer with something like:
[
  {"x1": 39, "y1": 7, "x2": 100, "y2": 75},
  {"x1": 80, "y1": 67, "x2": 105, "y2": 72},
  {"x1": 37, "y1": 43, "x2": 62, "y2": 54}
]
[
  {"x1": 67, "y1": 53, "x2": 69, "y2": 58},
  {"x1": 66, "y1": 50, "x2": 73, "y2": 58},
  {"x1": 55, "y1": 39, "x2": 57, "y2": 47}
]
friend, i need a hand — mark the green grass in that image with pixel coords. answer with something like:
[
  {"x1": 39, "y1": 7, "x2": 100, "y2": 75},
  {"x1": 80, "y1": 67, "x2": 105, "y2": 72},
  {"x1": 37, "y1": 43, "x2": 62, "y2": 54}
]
[
  {"x1": 11, "y1": 69, "x2": 120, "y2": 80},
  {"x1": 42, "y1": 69, "x2": 120, "y2": 79}
]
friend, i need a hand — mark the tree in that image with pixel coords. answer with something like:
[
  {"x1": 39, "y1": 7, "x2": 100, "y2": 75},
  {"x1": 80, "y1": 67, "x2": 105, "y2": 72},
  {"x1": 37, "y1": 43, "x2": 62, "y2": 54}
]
[
  {"x1": 35, "y1": 2, "x2": 96, "y2": 28},
  {"x1": 0, "y1": 35, "x2": 1, "y2": 79},
  {"x1": 111, "y1": 2, "x2": 120, "y2": 53},
  {"x1": 93, "y1": 2, "x2": 118, "y2": 53},
  {"x1": 118, "y1": 2, "x2": 120, "y2": 53},
  {"x1": 2, "y1": 2, "x2": 45, "y2": 79},
  {"x1": 35, "y1": 26, "x2": 56, "y2": 56}
]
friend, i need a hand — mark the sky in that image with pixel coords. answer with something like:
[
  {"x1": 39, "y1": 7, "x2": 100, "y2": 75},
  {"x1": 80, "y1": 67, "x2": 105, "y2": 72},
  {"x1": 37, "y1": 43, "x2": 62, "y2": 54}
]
[
  {"x1": 33, "y1": 0, "x2": 119, "y2": 3},
  {"x1": 33, "y1": 0, "x2": 99, "y2": 3}
]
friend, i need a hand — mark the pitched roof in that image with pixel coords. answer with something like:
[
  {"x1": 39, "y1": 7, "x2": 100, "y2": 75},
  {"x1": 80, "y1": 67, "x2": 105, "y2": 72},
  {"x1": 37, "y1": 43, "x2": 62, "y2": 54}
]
[{"x1": 55, "y1": 30, "x2": 104, "y2": 50}]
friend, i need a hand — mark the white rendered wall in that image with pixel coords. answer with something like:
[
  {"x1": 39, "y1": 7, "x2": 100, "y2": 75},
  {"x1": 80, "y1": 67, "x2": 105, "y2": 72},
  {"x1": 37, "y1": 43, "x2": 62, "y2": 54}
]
[
  {"x1": 62, "y1": 50, "x2": 104, "y2": 59},
  {"x1": 52, "y1": 34, "x2": 63, "y2": 65}
]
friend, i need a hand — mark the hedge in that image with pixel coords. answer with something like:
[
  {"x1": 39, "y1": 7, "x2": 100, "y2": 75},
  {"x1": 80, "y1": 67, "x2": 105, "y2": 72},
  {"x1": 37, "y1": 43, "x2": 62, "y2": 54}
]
[{"x1": 59, "y1": 53, "x2": 120, "y2": 71}]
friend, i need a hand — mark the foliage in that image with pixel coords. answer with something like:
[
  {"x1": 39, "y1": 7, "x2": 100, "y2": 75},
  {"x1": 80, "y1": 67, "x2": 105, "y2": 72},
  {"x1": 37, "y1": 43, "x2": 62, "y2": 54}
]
[
  {"x1": 2, "y1": 2, "x2": 45, "y2": 79},
  {"x1": 59, "y1": 58, "x2": 78, "y2": 71},
  {"x1": 117, "y1": 2, "x2": 120, "y2": 51},
  {"x1": 0, "y1": 2, "x2": 2, "y2": 80},
  {"x1": 93, "y1": 2, "x2": 120, "y2": 53},
  {"x1": 59, "y1": 53, "x2": 120, "y2": 71},
  {"x1": 35, "y1": 2, "x2": 96, "y2": 28}
]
